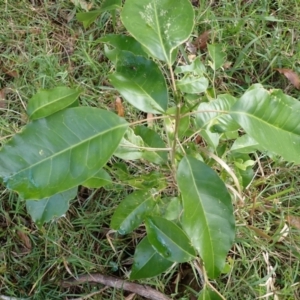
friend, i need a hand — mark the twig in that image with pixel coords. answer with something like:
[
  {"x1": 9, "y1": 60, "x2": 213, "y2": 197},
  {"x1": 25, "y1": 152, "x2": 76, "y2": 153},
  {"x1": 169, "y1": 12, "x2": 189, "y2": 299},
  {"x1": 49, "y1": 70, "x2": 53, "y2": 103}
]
[{"x1": 61, "y1": 273, "x2": 171, "y2": 300}]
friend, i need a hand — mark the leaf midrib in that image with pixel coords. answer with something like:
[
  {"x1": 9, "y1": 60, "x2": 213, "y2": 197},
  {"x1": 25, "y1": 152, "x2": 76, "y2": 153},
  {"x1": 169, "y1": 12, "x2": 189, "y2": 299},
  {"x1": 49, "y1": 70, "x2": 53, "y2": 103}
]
[{"x1": 10, "y1": 122, "x2": 127, "y2": 178}]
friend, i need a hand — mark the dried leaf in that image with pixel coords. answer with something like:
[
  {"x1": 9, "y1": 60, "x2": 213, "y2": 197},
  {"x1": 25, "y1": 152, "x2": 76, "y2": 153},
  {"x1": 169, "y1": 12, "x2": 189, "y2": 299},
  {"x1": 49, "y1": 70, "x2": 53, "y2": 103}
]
[
  {"x1": 17, "y1": 229, "x2": 32, "y2": 250},
  {"x1": 186, "y1": 41, "x2": 197, "y2": 54},
  {"x1": 194, "y1": 30, "x2": 211, "y2": 50},
  {"x1": 247, "y1": 225, "x2": 272, "y2": 241},
  {"x1": 115, "y1": 97, "x2": 124, "y2": 117},
  {"x1": 277, "y1": 223, "x2": 289, "y2": 242},
  {"x1": 125, "y1": 294, "x2": 136, "y2": 300},
  {"x1": 286, "y1": 215, "x2": 300, "y2": 229},
  {"x1": 0, "y1": 89, "x2": 6, "y2": 109},
  {"x1": 275, "y1": 68, "x2": 300, "y2": 89},
  {"x1": 2, "y1": 67, "x2": 18, "y2": 78},
  {"x1": 147, "y1": 113, "x2": 154, "y2": 127}
]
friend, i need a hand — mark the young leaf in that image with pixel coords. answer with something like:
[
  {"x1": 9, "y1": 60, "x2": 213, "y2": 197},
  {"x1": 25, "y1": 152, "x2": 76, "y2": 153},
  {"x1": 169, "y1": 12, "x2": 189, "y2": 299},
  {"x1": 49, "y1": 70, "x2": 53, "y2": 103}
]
[
  {"x1": 176, "y1": 75, "x2": 209, "y2": 94},
  {"x1": 82, "y1": 169, "x2": 112, "y2": 188},
  {"x1": 145, "y1": 216, "x2": 196, "y2": 263},
  {"x1": 100, "y1": 0, "x2": 122, "y2": 11},
  {"x1": 0, "y1": 107, "x2": 128, "y2": 199},
  {"x1": 109, "y1": 51, "x2": 168, "y2": 113},
  {"x1": 134, "y1": 125, "x2": 168, "y2": 164},
  {"x1": 114, "y1": 127, "x2": 144, "y2": 160},
  {"x1": 177, "y1": 156, "x2": 235, "y2": 278},
  {"x1": 99, "y1": 34, "x2": 148, "y2": 63},
  {"x1": 175, "y1": 57, "x2": 206, "y2": 76},
  {"x1": 27, "y1": 87, "x2": 81, "y2": 120},
  {"x1": 76, "y1": 0, "x2": 122, "y2": 29},
  {"x1": 196, "y1": 94, "x2": 239, "y2": 133},
  {"x1": 110, "y1": 190, "x2": 156, "y2": 235},
  {"x1": 130, "y1": 236, "x2": 173, "y2": 280},
  {"x1": 76, "y1": 10, "x2": 102, "y2": 28},
  {"x1": 230, "y1": 134, "x2": 263, "y2": 154},
  {"x1": 207, "y1": 44, "x2": 226, "y2": 71},
  {"x1": 26, "y1": 187, "x2": 77, "y2": 227},
  {"x1": 230, "y1": 84, "x2": 300, "y2": 163},
  {"x1": 121, "y1": 0, "x2": 194, "y2": 65}
]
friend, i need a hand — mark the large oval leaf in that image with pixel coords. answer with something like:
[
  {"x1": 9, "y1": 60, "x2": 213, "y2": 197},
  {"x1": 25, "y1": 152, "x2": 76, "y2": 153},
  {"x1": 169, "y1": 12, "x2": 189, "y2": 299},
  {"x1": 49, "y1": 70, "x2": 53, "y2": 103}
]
[
  {"x1": 130, "y1": 236, "x2": 173, "y2": 280},
  {"x1": 109, "y1": 51, "x2": 168, "y2": 113},
  {"x1": 110, "y1": 190, "x2": 156, "y2": 235},
  {"x1": 26, "y1": 187, "x2": 77, "y2": 227},
  {"x1": 121, "y1": 0, "x2": 194, "y2": 65},
  {"x1": 177, "y1": 156, "x2": 235, "y2": 278},
  {"x1": 230, "y1": 84, "x2": 300, "y2": 163},
  {"x1": 0, "y1": 107, "x2": 127, "y2": 199},
  {"x1": 145, "y1": 216, "x2": 196, "y2": 263},
  {"x1": 27, "y1": 87, "x2": 81, "y2": 120}
]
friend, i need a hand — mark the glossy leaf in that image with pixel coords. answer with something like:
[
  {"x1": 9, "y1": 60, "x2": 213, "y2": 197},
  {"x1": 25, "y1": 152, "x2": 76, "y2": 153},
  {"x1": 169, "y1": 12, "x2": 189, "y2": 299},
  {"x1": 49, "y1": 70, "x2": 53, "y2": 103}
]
[
  {"x1": 230, "y1": 84, "x2": 300, "y2": 163},
  {"x1": 121, "y1": 0, "x2": 194, "y2": 65},
  {"x1": 27, "y1": 87, "x2": 81, "y2": 120},
  {"x1": 110, "y1": 190, "x2": 156, "y2": 235},
  {"x1": 208, "y1": 44, "x2": 226, "y2": 71},
  {"x1": 196, "y1": 94, "x2": 239, "y2": 133},
  {"x1": 82, "y1": 169, "x2": 112, "y2": 188},
  {"x1": 177, "y1": 156, "x2": 235, "y2": 278},
  {"x1": 26, "y1": 187, "x2": 77, "y2": 227},
  {"x1": 130, "y1": 236, "x2": 173, "y2": 279},
  {"x1": 146, "y1": 216, "x2": 196, "y2": 262},
  {"x1": 109, "y1": 51, "x2": 168, "y2": 113},
  {"x1": 230, "y1": 134, "x2": 262, "y2": 154},
  {"x1": 175, "y1": 57, "x2": 206, "y2": 75},
  {"x1": 163, "y1": 197, "x2": 182, "y2": 220},
  {"x1": 134, "y1": 125, "x2": 168, "y2": 164},
  {"x1": 198, "y1": 287, "x2": 223, "y2": 300},
  {"x1": 177, "y1": 75, "x2": 209, "y2": 94},
  {"x1": 114, "y1": 128, "x2": 144, "y2": 160},
  {"x1": 99, "y1": 34, "x2": 148, "y2": 63},
  {"x1": 0, "y1": 107, "x2": 127, "y2": 199}
]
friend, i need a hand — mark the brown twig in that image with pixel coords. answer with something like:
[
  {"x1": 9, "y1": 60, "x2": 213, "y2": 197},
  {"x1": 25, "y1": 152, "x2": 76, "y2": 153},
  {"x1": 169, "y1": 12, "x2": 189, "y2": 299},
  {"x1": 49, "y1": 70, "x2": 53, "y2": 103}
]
[{"x1": 61, "y1": 273, "x2": 171, "y2": 300}]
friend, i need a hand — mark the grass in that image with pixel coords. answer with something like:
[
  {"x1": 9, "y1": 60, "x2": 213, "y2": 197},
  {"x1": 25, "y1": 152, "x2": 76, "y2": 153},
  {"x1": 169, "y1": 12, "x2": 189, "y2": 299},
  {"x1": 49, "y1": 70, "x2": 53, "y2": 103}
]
[{"x1": 1, "y1": 0, "x2": 300, "y2": 299}]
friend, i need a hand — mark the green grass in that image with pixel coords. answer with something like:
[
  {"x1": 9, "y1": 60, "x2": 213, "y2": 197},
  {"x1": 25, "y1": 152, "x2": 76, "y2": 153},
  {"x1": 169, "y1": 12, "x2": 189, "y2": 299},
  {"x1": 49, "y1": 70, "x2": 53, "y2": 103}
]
[{"x1": 1, "y1": 0, "x2": 300, "y2": 299}]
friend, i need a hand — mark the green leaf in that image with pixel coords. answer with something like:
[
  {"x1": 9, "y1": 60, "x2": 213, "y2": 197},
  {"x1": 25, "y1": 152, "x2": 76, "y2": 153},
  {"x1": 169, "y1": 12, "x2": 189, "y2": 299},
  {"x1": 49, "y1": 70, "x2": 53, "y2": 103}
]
[
  {"x1": 198, "y1": 287, "x2": 223, "y2": 300},
  {"x1": 99, "y1": 34, "x2": 148, "y2": 63},
  {"x1": 110, "y1": 190, "x2": 156, "y2": 235},
  {"x1": 230, "y1": 84, "x2": 300, "y2": 163},
  {"x1": 109, "y1": 51, "x2": 168, "y2": 113},
  {"x1": 27, "y1": 87, "x2": 81, "y2": 120},
  {"x1": 121, "y1": 0, "x2": 194, "y2": 65},
  {"x1": 114, "y1": 128, "x2": 144, "y2": 160},
  {"x1": 177, "y1": 156, "x2": 235, "y2": 278},
  {"x1": 177, "y1": 75, "x2": 209, "y2": 94},
  {"x1": 230, "y1": 134, "x2": 262, "y2": 154},
  {"x1": 175, "y1": 57, "x2": 206, "y2": 75},
  {"x1": 134, "y1": 125, "x2": 168, "y2": 164},
  {"x1": 82, "y1": 169, "x2": 112, "y2": 188},
  {"x1": 145, "y1": 216, "x2": 196, "y2": 262},
  {"x1": 196, "y1": 94, "x2": 239, "y2": 133},
  {"x1": 0, "y1": 107, "x2": 127, "y2": 199},
  {"x1": 26, "y1": 187, "x2": 77, "y2": 227},
  {"x1": 101, "y1": 0, "x2": 122, "y2": 11},
  {"x1": 130, "y1": 236, "x2": 173, "y2": 279},
  {"x1": 76, "y1": 0, "x2": 122, "y2": 28},
  {"x1": 207, "y1": 44, "x2": 226, "y2": 71},
  {"x1": 163, "y1": 197, "x2": 182, "y2": 220},
  {"x1": 76, "y1": 10, "x2": 102, "y2": 28}
]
